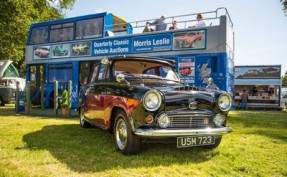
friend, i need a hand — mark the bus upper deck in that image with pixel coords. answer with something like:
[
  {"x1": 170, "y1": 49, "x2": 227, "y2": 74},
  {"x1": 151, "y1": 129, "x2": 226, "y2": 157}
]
[{"x1": 26, "y1": 7, "x2": 234, "y2": 64}]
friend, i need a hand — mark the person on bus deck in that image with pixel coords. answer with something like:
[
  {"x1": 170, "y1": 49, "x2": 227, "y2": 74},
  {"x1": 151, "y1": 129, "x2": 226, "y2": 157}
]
[
  {"x1": 169, "y1": 20, "x2": 178, "y2": 30},
  {"x1": 189, "y1": 13, "x2": 206, "y2": 28},
  {"x1": 146, "y1": 15, "x2": 167, "y2": 31}
]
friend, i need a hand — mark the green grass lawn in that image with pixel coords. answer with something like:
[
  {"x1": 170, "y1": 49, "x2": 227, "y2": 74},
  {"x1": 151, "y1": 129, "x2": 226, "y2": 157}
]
[{"x1": 0, "y1": 105, "x2": 286, "y2": 177}]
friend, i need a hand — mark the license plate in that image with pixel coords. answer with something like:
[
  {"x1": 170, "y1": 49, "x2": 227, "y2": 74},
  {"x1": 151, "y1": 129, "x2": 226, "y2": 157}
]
[{"x1": 177, "y1": 135, "x2": 215, "y2": 148}]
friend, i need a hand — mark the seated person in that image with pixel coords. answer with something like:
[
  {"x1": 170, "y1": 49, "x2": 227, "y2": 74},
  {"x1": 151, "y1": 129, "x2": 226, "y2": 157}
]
[
  {"x1": 169, "y1": 21, "x2": 178, "y2": 30},
  {"x1": 189, "y1": 13, "x2": 206, "y2": 28}
]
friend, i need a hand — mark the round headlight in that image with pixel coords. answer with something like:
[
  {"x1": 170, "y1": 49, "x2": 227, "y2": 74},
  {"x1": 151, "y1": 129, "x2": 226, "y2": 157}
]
[
  {"x1": 143, "y1": 90, "x2": 162, "y2": 111},
  {"x1": 157, "y1": 113, "x2": 170, "y2": 128},
  {"x1": 213, "y1": 114, "x2": 226, "y2": 126},
  {"x1": 218, "y1": 93, "x2": 232, "y2": 111}
]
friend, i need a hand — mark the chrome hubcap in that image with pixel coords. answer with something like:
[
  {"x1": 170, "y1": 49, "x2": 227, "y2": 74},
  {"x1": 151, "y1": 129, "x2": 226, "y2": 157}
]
[
  {"x1": 80, "y1": 109, "x2": 85, "y2": 125},
  {"x1": 116, "y1": 119, "x2": 127, "y2": 150}
]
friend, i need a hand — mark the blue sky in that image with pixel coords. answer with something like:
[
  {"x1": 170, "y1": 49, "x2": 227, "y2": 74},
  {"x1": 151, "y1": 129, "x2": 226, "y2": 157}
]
[{"x1": 66, "y1": 0, "x2": 287, "y2": 76}]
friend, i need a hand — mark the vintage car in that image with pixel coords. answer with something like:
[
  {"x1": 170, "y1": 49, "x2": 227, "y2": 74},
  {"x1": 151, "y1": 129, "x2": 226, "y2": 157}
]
[
  {"x1": 174, "y1": 32, "x2": 202, "y2": 48},
  {"x1": 53, "y1": 46, "x2": 69, "y2": 56},
  {"x1": 72, "y1": 44, "x2": 89, "y2": 55},
  {"x1": 78, "y1": 56, "x2": 232, "y2": 155},
  {"x1": 34, "y1": 47, "x2": 50, "y2": 58}
]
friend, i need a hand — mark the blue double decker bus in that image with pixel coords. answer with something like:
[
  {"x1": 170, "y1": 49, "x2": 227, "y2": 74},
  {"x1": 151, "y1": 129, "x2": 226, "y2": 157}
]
[{"x1": 25, "y1": 7, "x2": 234, "y2": 108}]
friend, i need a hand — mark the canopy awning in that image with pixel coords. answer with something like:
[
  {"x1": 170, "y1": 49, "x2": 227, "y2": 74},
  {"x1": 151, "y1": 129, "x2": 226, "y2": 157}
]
[
  {"x1": 235, "y1": 79, "x2": 281, "y2": 86},
  {"x1": 0, "y1": 60, "x2": 20, "y2": 78}
]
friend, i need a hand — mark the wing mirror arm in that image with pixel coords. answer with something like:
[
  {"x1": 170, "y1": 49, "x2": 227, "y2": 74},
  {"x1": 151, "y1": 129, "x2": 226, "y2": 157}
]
[{"x1": 116, "y1": 74, "x2": 130, "y2": 86}]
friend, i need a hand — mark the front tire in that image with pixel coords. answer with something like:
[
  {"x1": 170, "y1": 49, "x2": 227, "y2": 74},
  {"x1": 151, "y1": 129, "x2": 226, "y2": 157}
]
[
  {"x1": 204, "y1": 137, "x2": 222, "y2": 149},
  {"x1": 114, "y1": 111, "x2": 140, "y2": 155}
]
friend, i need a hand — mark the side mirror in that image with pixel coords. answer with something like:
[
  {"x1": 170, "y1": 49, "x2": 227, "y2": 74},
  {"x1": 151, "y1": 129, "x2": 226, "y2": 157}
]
[
  {"x1": 116, "y1": 74, "x2": 125, "y2": 83},
  {"x1": 116, "y1": 74, "x2": 130, "y2": 86}
]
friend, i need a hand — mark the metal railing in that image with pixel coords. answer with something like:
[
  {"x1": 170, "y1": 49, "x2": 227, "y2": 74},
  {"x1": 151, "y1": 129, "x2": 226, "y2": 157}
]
[{"x1": 105, "y1": 7, "x2": 233, "y2": 35}]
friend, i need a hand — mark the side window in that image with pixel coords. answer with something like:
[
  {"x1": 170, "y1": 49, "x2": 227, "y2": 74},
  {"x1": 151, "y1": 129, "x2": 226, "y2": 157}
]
[
  {"x1": 30, "y1": 26, "x2": 49, "y2": 44},
  {"x1": 144, "y1": 68, "x2": 156, "y2": 75},
  {"x1": 90, "y1": 64, "x2": 99, "y2": 82},
  {"x1": 50, "y1": 22, "x2": 74, "y2": 43},
  {"x1": 98, "y1": 64, "x2": 109, "y2": 81},
  {"x1": 79, "y1": 62, "x2": 95, "y2": 85},
  {"x1": 76, "y1": 17, "x2": 104, "y2": 40}
]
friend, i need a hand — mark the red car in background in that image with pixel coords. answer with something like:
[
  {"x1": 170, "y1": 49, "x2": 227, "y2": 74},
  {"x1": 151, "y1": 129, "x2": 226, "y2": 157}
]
[
  {"x1": 34, "y1": 47, "x2": 50, "y2": 58},
  {"x1": 174, "y1": 32, "x2": 202, "y2": 48}
]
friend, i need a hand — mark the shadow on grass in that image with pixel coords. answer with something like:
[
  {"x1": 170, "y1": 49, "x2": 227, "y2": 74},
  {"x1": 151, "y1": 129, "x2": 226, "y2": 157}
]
[{"x1": 22, "y1": 124, "x2": 219, "y2": 173}]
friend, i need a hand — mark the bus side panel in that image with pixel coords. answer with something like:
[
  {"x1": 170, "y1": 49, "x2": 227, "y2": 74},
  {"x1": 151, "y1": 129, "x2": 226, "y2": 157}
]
[{"x1": 194, "y1": 53, "x2": 228, "y2": 91}]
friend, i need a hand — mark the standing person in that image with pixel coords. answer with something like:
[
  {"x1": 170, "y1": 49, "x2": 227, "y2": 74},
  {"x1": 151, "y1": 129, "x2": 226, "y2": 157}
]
[
  {"x1": 146, "y1": 15, "x2": 167, "y2": 31},
  {"x1": 169, "y1": 20, "x2": 178, "y2": 30},
  {"x1": 240, "y1": 90, "x2": 249, "y2": 110},
  {"x1": 189, "y1": 13, "x2": 206, "y2": 28}
]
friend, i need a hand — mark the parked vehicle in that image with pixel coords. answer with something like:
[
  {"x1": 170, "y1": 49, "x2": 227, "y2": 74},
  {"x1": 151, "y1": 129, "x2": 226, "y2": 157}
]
[
  {"x1": 34, "y1": 47, "x2": 50, "y2": 58},
  {"x1": 53, "y1": 46, "x2": 69, "y2": 56},
  {"x1": 78, "y1": 56, "x2": 233, "y2": 155},
  {"x1": 174, "y1": 32, "x2": 202, "y2": 48},
  {"x1": 72, "y1": 44, "x2": 89, "y2": 55}
]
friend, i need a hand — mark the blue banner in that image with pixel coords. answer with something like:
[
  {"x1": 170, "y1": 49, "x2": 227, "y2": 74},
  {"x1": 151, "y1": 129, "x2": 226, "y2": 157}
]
[
  {"x1": 92, "y1": 38, "x2": 132, "y2": 56},
  {"x1": 91, "y1": 34, "x2": 172, "y2": 56},
  {"x1": 132, "y1": 34, "x2": 172, "y2": 53}
]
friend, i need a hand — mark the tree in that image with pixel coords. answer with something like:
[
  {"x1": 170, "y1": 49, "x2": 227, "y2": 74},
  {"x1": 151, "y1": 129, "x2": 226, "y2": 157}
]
[
  {"x1": 282, "y1": 74, "x2": 287, "y2": 87},
  {"x1": 282, "y1": 0, "x2": 287, "y2": 14},
  {"x1": 0, "y1": 0, "x2": 75, "y2": 76}
]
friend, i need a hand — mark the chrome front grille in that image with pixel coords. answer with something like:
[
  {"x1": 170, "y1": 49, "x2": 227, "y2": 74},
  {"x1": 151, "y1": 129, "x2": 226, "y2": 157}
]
[{"x1": 169, "y1": 114, "x2": 213, "y2": 128}]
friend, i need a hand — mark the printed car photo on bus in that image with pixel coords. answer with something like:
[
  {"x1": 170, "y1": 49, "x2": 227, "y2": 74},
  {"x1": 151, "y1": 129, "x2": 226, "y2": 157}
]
[
  {"x1": 52, "y1": 44, "x2": 70, "y2": 57},
  {"x1": 78, "y1": 56, "x2": 233, "y2": 155},
  {"x1": 71, "y1": 42, "x2": 91, "y2": 56},
  {"x1": 33, "y1": 46, "x2": 50, "y2": 59},
  {"x1": 173, "y1": 30, "x2": 205, "y2": 49}
]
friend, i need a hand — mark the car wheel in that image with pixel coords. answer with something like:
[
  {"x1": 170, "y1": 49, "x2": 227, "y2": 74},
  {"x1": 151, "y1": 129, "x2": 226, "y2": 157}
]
[
  {"x1": 114, "y1": 111, "x2": 140, "y2": 155},
  {"x1": 0, "y1": 97, "x2": 5, "y2": 106},
  {"x1": 80, "y1": 107, "x2": 90, "y2": 128},
  {"x1": 204, "y1": 137, "x2": 222, "y2": 149}
]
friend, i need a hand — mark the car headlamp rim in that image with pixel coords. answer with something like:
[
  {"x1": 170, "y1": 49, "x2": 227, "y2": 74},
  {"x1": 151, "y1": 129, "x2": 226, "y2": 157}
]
[
  {"x1": 143, "y1": 89, "x2": 162, "y2": 111},
  {"x1": 213, "y1": 114, "x2": 226, "y2": 127},
  {"x1": 157, "y1": 113, "x2": 170, "y2": 128},
  {"x1": 218, "y1": 93, "x2": 232, "y2": 111}
]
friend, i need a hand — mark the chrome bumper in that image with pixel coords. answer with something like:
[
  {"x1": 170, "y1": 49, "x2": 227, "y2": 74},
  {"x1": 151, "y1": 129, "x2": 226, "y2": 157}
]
[{"x1": 134, "y1": 127, "x2": 232, "y2": 137}]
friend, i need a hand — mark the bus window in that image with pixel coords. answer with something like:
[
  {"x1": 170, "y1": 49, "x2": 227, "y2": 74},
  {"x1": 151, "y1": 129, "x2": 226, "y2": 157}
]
[
  {"x1": 30, "y1": 26, "x2": 48, "y2": 44},
  {"x1": 76, "y1": 17, "x2": 103, "y2": 39},
  {"x1": 48, "y1": 64, "x2": 73, "y2": 83},
  {"x1": 50, "y1": 23, "x2": 74, "y2": 43}
]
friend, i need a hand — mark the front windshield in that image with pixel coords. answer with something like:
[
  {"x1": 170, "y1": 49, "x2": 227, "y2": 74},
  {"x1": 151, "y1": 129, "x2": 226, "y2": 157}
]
[{"x1": 114, "y1": 60, "x2": 180, "y2": 82}]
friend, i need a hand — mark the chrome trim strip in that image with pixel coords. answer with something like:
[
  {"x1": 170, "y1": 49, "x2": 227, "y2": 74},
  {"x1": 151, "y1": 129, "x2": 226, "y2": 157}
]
[{"x1": 134, "y1": 127, "x2": 232, "y2": 137}]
